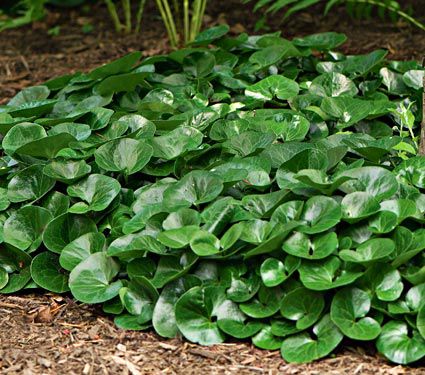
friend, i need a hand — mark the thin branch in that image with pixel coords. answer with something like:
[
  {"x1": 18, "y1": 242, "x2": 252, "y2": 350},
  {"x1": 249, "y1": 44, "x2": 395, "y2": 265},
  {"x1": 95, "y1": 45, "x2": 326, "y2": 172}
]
[
  {"x1": 420, "y1": 59, "x2": 425, "y2": 155},
  {"x1": 105, "y1": 0, "x2": 123, "y2": 33},
  {"x1": 135, "y1": 0, "x2": 147, "y2": 33}
]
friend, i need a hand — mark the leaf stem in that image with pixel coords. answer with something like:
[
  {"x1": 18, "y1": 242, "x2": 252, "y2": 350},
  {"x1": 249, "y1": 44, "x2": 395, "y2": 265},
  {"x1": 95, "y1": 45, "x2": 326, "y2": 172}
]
[
  {"x1": 135, "y1": 0, "x2": 147, "y2": 33},
  {"x1": 105, "y1": 0, "x2": 123, "y2": 33},
  {"x1": 122, "y1": 0, "x2": 132, "y2": 33}
]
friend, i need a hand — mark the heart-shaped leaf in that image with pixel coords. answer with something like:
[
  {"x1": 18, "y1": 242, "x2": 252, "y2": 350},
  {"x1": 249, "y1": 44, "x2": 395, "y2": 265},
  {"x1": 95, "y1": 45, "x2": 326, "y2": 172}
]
[
  {"x1": 280, "y1": 287, "x2": 325, "y2": 330},
  {"x1": 95, "y1": 138, "x2": 153, "y2": 175},
  {"x1": 330, "y1": 287, "x2": 381, "y2": 340},
  {"x1": 31, "y1": 252, "x2": 70, "y2": 293},
  {"x1": 69, "y1": 252, "x2": 123, "y2": 303},
  {"x1": 3, "y1": 206, "x2": 52, "y2": 251},
  {"x1": 376, "y1": 321, "x2": 425, "y2": 364},
  {"x1": 281, "y1": 314, "x2": 343, "y2": 363},
  {"x1": 43, "y1": 213, "x2": 97, "y2": 254},
  {"x1": 67, "y1": 174, "x2": 121, "y2": 213}
]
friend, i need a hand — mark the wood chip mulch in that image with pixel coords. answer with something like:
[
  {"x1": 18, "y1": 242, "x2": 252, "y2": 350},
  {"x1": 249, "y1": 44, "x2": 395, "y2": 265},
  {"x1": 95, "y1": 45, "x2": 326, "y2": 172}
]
[{"x1": 0, "y1": 294, "x2": 424, "y2": 374}]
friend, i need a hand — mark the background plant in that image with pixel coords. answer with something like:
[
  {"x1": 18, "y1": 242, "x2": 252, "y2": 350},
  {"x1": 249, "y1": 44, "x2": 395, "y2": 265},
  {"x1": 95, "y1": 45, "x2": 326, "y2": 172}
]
[
  {"x1": 104, "y1": 0, "x2": 147, "y2": 33},
  {"x1": 155, "y1": 0, "x2": 208, "y2": 48},
  {"x1": 243, "y1": 0, "x2": 425, "y2": 32},
  {"x1": 0, "y1": 28, "x2": 424, "y2": 365},
  {"x1": 0, "y1": 0, "x2": 88, "y2": 32}
]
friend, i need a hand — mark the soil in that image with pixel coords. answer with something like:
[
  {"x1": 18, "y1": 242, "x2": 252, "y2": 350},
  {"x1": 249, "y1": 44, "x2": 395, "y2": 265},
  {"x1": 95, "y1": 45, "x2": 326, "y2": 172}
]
[
  {"x1": 0, "y1": 0, "x2": 425, "y2": 104},
  {"x1": 1, "y1": 293, "x2": 424, "y2": 375},
  {"x1": 1, "y1": 1, "x2": 425, "y2": 374}
]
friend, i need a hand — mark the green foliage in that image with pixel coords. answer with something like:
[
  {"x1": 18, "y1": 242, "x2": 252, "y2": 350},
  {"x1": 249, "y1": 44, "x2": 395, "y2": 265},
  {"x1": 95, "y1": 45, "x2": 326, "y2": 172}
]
[
  {"x1": 155, "y1": 0, "x2": 210, "y2": 48},
  {"x1": 0, "y1": 0, "x2": 46, "y2": 32},
  {"x1": 0, "y1": 29, "x2": 425, "y2": 365},
  {"x1": 0, "y1": 0, "x2": 86, "y2": 32},
  {"x1": 104, "y1": 0, "x2": 147, "y2": 33},
  {"x1": 243, "y1": 0, "x2": 425, "y2": 32}
]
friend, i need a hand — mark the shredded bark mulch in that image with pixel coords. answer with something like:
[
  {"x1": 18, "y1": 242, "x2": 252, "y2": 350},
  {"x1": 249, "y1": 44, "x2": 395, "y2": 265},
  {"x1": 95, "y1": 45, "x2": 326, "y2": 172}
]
[{"x1": 1, "y1": 293, "x2": 423, "y2": 374}]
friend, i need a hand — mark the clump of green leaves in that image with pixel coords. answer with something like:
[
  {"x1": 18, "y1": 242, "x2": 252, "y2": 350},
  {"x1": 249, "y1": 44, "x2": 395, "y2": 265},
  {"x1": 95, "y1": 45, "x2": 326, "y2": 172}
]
[
  {"x1": 0, "y1": 0, "x2": 87, "y2": 32},
  {"x1": 0, "y1": 28, "x2": 424, "y2": 365},
  {"x1": 0, "y1": 0, "x2": 46, "y2": 32},
  {"x1": 243, "y1": 0, "x2": 425, "y2": 32}
]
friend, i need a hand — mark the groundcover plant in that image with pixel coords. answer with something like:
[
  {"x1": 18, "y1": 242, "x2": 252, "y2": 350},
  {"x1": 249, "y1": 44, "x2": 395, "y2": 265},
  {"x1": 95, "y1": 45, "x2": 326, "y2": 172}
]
[{"x1": 0, "y1": 26, "x2": 425, "y2": 365}]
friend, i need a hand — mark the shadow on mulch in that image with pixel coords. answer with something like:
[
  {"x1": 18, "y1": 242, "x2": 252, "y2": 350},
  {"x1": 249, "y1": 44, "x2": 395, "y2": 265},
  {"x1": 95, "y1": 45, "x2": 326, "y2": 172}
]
[
  {"x1": 1, "y1": 293, "x2": 423, "y2": 374},
  {"x1": 0, "y1": 0, "x2": 425, "y2": 103}
]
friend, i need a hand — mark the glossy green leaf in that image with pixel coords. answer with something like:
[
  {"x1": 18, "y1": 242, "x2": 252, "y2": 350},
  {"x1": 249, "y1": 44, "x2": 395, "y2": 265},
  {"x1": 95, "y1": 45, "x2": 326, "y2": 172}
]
[
  {"x1": 43, "y1": 160, "x2": 91, "y2": 183},
  {"x1": 163, "y1": 170, "x2": 223, "y2": 209},
  {"x1": 282, "y1": 231, "x2": 338, "y2": 260},
  {"x1": 280, "y1": 287, "x2": 325, "y2": 330},
  {"x1": 245, "y1": 76, "x2": 299, "y2": 101},
  {"x1": 299, "y1": 256, "x2": 363, "y2": 290},
  {"x1": 95, "y1": 138, "x2": 153, "y2": 175},
  {"x1": 8, "y1": 165, "x2": 55, "y2": 203},
  {"x1": 175, "y1": 286, "x2": 244, "y2": 345},
  {"x1": 3, "y1": 206, "x2": 52, "y2": 251},
  {"x1": 43, "y1": 213, "x2": 97, "y2": 254},
  {"x1": 30, "y1": 252, "x2": 69, "y2": 293},
  {"x1": 67, "y1": 174, "x2": 121, "y2": 213},
  {"x1": 59, "y1": 232, "x2": 105, "y2": 271},
  {"x1": 376, "y1": 321, "x2": 425, "y2": 364},
  {"x1": 330, "y1": 287, "x2": 380, "y2": 340},
  {"x1": 339, "y1": 238, "x2": 395, "y2": 263},
  {"x1": 0, "y1": 245, "x2": 32, "y2": 293},
  {"x1": 281, "y1": 314, "x2": 343, "y2": 363},
  {"x1": 69, "y1": 252, "x2": 123, "y2": 303}
]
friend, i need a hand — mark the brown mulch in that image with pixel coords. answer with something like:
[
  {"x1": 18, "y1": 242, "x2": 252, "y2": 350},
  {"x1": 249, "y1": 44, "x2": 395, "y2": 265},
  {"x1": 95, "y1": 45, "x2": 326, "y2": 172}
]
[
  {"x1": 0, "y1": 0, "x2": 425, "y2": 104},
  {"x1": 0, "y1": 293, "x2": 423, "y2": 375}
]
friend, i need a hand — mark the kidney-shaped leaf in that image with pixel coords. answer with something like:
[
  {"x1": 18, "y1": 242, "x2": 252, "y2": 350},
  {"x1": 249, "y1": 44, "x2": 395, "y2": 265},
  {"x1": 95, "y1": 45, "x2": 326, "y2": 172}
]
[
  {"x1": 245, "y1": 76, "x2": 299, "y2": 101},
  {"x1": 299, "y1": 256, "x2": 363, "y2": 290},
  {"x1": 43, "y1": 213, "x2": 97, "y2": 254},
  {"x1": 8, "y1": 165, "x2": 55, "y2": 203},
  {"x1": 3, "y1": 206, "x2": 52, "y2": 252},
  {"x1": 175, "y1": 285, "x2": 244, "y2": 345},
  {"x1": 59, "y1": 232, "x2": 106, "y2": 271},
  {"x1": 298, "y1": 196, "x2": 342, "y2": 234},
  {"x1": 67, "y1": 174, "x2": 121, "y2": 213},
  {"x1": 281, "y1": 314, "x2": 344, "y2": 363},
  {"x1": 69, "y1": 252, "x2": 123, "y2": 303},
  {"x1": 95, "y1": 138, "x2": 153, "y2": 175},
  {"x1": 376, "y1": 321, "x2": 425, "y2": 364},
  {"x1": 330, "y1": 287, "x2": 381, "y2": 340},
  {"x1": 31, "y1": 252, "x2": 70, "y2": 293},
  {"x1": 163, "y1": 170, "x2": 223, "y2": 209},
  {"x1": 280, "y1": 287, "x2": 325, "y2": 330}
]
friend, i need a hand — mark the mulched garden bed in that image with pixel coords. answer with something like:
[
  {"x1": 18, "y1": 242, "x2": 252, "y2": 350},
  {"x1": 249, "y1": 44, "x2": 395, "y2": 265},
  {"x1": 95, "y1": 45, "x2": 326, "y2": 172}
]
[
  {"x1": 1, "y1": 1, "x2": 425, "y2": 374},
  {"x1": 1, "y1": 294, "x2": 422, "y2": 374},
  {"x1": 0, "y1": 0, "x2": 424, "y2": 103}
]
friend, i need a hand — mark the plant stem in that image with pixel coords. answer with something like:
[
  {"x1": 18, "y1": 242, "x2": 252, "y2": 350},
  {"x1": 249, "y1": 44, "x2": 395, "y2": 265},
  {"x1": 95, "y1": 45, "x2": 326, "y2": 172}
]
[
  {"x1": 420, "y1": 70, "x2": 425, "y2": 155},
  {"x1": 105, "y1": 0, "x2": 123, "y2": 33},
  {"x1": 172, "y1": 0, "x2": 183, "y2": 38},
  {"x1": 155, "y1": 0, "x2": 178, "y2": 48},
  {"x1": 122, "y1": 0, "x2": 132, "y2": 33},
  {"x1": 183, "y1": 0, "x2": 190, "y2": 44},
  {"x1": 345, "y1": 0, "x2": 425, "y2": 31},
  {"x1": 162, "y1": 0, "x2": 179, "y2": 47},
  {"x1": 197, "y1": 0, "x2": 207, "y2": 36},
  {"x1": 135, "y1": 0, "x2": 147, "y2": 33},
  {"x1": 190, "y1": 0, "x2": 201, "y2": 42}
]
